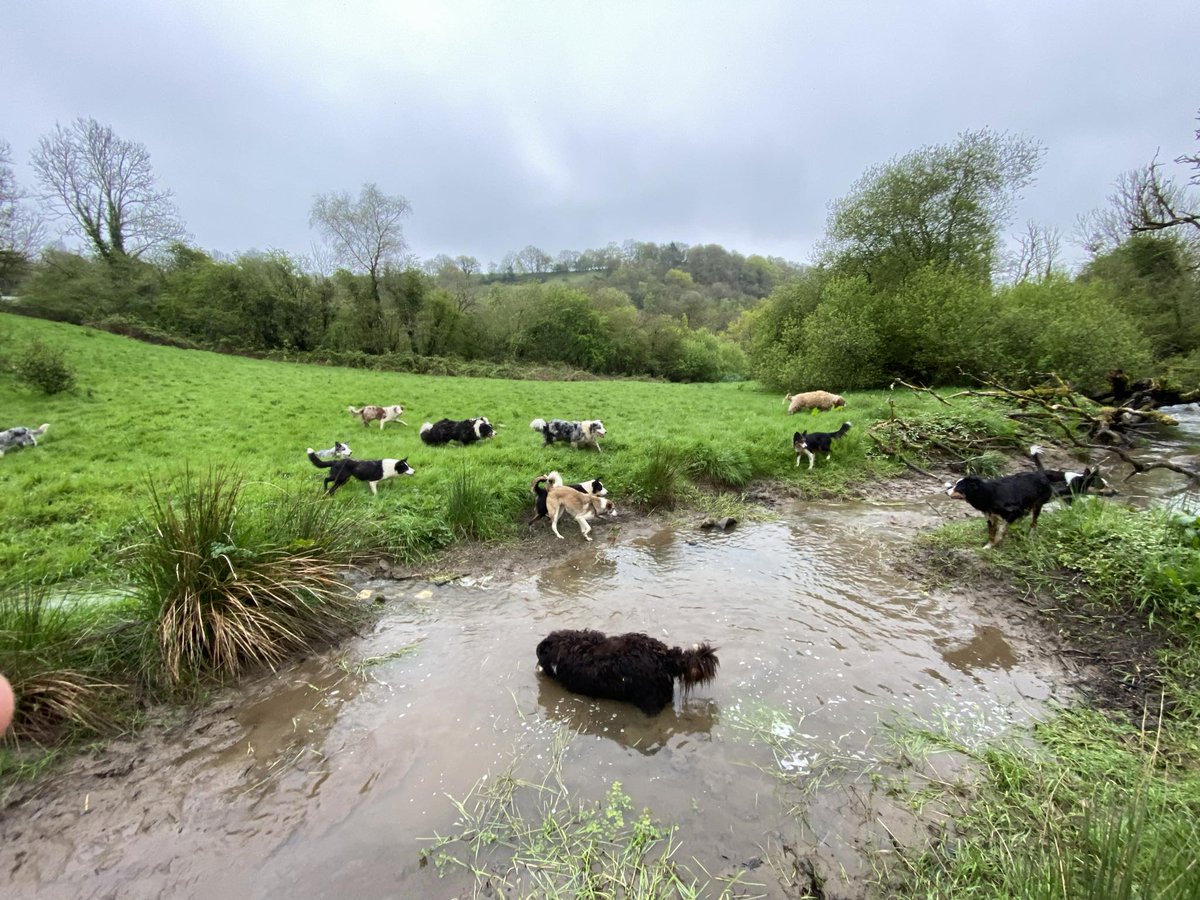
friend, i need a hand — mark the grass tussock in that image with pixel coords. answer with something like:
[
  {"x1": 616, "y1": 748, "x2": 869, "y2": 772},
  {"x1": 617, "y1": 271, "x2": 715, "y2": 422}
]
[
  {"x1": 129, "y1": 468, "x2": 361, "y2": 686},
  {"x1": 888, "y1": 708, "x2": 1200, "y2": 899},
  {"x1": 423, "y1": 728, "x2": 732, "y2": 898},
  {"x1": 0, "y1": 586, "x2": 127, "y2": 744}
]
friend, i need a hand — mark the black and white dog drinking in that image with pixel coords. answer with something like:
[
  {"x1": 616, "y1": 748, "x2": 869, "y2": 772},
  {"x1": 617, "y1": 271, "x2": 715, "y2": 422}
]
[
  {"x1": 793, "y1": 421, "x2": 851, "y2": 469},
  {"x1": 306, "y1": 448, "x2": 415, "y2": 496},
  {"x1": 530, "y1": 418, "x2": 606, "y2": 452},
  {"x1": 1029, "y1": 445, "x2": 1110, "y2": 504},
  {"x1": 536, "y1": 629, "x2": 719, "y2": 715},
  {"x1": 419, "y1": 417, "x2": 495, "y2": 446}
]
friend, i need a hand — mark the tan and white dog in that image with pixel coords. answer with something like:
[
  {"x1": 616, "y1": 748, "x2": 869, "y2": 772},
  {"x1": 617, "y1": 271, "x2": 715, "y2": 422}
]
[
  {"x1": 545, "y1": 485, "x2": 616, "y2": 542},
  {"x1": 348, "y1": 405, "x2": 407, "y2": 429}
]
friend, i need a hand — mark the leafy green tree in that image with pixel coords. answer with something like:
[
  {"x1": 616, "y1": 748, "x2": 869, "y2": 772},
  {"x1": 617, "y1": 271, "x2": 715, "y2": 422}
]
[{"x1": 821, "y1": 128, "x2": 1043, "y2": 288}]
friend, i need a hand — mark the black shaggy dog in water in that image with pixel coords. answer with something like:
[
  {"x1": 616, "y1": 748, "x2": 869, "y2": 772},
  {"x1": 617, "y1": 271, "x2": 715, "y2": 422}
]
[{"x1": 536, "y1": 629, "x2": 719, "y2": 715}]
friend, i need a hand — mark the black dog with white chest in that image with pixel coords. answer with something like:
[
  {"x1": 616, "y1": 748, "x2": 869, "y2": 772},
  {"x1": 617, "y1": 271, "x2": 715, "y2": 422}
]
[
  {"x1": 419, "y1": 417, "x2": 495, "y2": 446},
  {"x1": 307, "y1": 448, "x2": 414, "y2": 496},
  {"x1": 947, "y1": 470, "x2": 1054, "y2": 548},
  {"x1": 536, "y1": 629, "x2": 719, "y2": 715},
  {"x1": 793, "y1": 421, "x2": 851, "y2": 469}
]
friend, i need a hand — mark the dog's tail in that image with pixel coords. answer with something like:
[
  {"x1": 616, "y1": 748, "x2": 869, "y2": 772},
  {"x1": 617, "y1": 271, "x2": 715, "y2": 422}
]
[
  {"x1": 1029, "y1": 444, "x2": 1047, "y2": 471},
  {"x1": 347, "y1": 406, "x2": 363, "y2": 415},
  {"x1": 671, "y1": 643, "x2": 719, "y2": 695},
  {"x1": 545, "y1": 470, "x2": 563, "y2": 487},
  {"x1": 835, "y1": 421, "x2": 852, "y2": 438},
  {"x1": 530, "y1": 473, "x2": 555, "y2": 497},
  {"x1": 307, "y1": 448, "x2": 335, "y2": 469},
  {"x1": 32, "y1": 423, "x2": 50, "y2": 436},
  {"x1": 530, "y1": 418, "x2": 547, "y2": 432}
]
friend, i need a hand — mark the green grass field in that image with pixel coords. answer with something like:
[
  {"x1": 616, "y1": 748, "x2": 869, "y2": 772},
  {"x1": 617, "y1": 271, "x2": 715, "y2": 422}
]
[{"x1": 0, "y1": 314, "x2": 927, "y2": 586}]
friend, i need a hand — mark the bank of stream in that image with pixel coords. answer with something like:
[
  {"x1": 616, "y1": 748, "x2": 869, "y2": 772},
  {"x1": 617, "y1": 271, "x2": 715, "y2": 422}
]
[{"x1": 3, "y1": 410, "x2": 1199, "y2": 899}]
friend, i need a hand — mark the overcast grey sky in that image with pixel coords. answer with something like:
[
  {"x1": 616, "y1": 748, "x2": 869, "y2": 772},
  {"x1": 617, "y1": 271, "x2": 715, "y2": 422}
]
[{"x1": 5, "y1": 1, "x2": 1198, "y2": 271}]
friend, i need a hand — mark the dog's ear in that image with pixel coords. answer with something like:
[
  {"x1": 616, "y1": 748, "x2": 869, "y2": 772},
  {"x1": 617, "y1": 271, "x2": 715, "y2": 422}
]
[{"x1": 793, "y1": 432, "x2": 801, "y2": 441}]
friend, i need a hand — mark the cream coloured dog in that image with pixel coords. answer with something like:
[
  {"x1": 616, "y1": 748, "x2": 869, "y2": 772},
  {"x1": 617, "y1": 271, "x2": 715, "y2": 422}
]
[{"x1": 546, "y1": 485, "x2": 616, "y2": 542}]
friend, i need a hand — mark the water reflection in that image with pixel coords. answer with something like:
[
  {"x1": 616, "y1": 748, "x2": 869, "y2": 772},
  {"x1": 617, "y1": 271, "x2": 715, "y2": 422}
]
[
  {"x1": 937, "y1": 625, "x2": 1018, "y2": 674},
  {"x1": 536, "y1": 674, "x2": 718, "y2": 755}
]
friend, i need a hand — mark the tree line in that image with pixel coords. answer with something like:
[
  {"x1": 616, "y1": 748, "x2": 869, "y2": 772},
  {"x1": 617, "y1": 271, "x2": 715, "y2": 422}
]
[{"x1": 3, "y1": 115, "x2": 1199, "y2": 388}]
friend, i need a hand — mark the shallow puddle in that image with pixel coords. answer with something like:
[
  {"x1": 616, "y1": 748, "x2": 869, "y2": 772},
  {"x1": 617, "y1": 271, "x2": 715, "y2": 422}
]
[{"x1": 1, "y1": 493, "x2": 1083, "y2": 899}]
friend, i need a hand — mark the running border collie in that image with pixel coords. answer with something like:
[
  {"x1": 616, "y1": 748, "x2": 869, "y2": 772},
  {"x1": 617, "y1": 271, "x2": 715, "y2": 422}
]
[
  {"x1": 1029, "y1": 445, "x2": 1110, "y2": 504},
  {"x1": 307, "y1": 448, "x2": 415, "y2": 495},
  {"x1": 347, "y1": 405, "x2": 407, "y2": 429},
  {"x1": 947, "y1": 469, "x2": 1053, "y2": 548},
  {"x1": 419, "y1": 417, "x2": 495, "y2": 445},
  {"x1": 530, "y1": 418, "x2": 606, "y2": 452},
  {"x1": 312, "y1": 440, "x2": 352, "y2": 460},
  {"x1": 528, "y1": 471, "x2": 610, "y2": 528},
  {"x1": 0, "y1": 423, "x2": 50, "y2": 457},
  {"x1": 536, "y1": 629, "x2": 719, "y2": 715},
  {"x1": 793, "y1": 422, "x2": 851, "y2": 469}
]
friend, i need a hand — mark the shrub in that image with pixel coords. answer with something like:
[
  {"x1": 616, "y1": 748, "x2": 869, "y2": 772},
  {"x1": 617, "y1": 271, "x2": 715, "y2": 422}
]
[
  {"x1": 128, "y1": 468, "x2": 361, "y2": 686},
  {"x1": 682, "y1": 442, "x2": 753, "y2": 488},
  {"x1": 13, "y1": 339, "x2": 76, "y2": 394},
  {"x1": 446, "y1": 464, "x2": 509, "y2": 541},
  {"x1": 625, "y1": 444, "x2": 688, "y2": 510}
]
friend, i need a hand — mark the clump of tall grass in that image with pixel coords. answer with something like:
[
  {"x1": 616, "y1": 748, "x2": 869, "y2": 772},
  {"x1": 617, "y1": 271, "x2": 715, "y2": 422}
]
[
  {"x1": 128, "y1": 468, "x2": 362, "y2": 686},
  {"x1": 624, "y1": 443, "x2": 689, "y2": 511},
  {"x1": 682, "y1": 442, "x2": 753, "y2": 489},
  {"x1": 445, "y1": 463, "x2": 510, "y2": 541},
  {"x1": 0, "y1": 585, "x2": 124, "y2": 744}
]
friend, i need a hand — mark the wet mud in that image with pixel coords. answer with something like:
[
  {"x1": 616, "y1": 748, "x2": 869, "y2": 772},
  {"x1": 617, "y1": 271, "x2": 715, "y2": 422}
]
[{"x1": 4, "y1": 411, "x2": 1198, "y2": 899}]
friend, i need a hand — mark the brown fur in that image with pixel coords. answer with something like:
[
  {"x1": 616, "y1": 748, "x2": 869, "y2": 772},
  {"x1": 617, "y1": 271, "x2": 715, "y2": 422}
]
[
  {"x1": 546, "y1": 485, "x2": 615, "y2": 542},
  {"x1": 784, "y1": 391, "x2": 845, "y2": 414}
]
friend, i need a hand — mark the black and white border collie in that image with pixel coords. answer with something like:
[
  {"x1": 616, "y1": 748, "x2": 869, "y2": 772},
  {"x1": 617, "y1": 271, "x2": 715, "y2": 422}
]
[
  {"x1": 530, "y1": 418, "x2": 606, "y2": 452},
  {"x1": 307, "y1": 448, "x2": 415, "y2": 495},
  {"x1": 536, "y1": 629, "x2": 719, "y2": 715},
  {"x1": 528, "y1": 470, "x2": 610, "y2": 528},
  {"x1": 793, "y1": 422, "x2": 851, "y2": 469},
  {"x1": 312, "y1": 440, "x2": 352, "y2": 460},
  {"x1": 1029, "y1": 445, "x2": 1111, "y2": 504},
  {"x1": 419, "y1": 417, "x2": 495, "y2": 446},
  {"x1": 0, "y1": 423, "x2": 50, "y2": 457},
  {"x1": 947, "y1": 469, "x2": 1053, "y2": 548}
]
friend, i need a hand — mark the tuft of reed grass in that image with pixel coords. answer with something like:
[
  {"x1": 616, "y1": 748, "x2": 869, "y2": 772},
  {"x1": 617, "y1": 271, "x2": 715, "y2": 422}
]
[
  {"x1": 682, "y1": 442, "x2": 753, "y2": 489},
  {"x1": 445, "y1": 463, "x2": 508, "y2": 541},
  {"x1": 128, "y1": 467, "x2": 362, "y2": 686},
  {"x1": 625, "y1": 443, "x2": 689, "y2": 511},
  {"x1": 0, "y1": 585, "x2": 125, "y2": 745}
]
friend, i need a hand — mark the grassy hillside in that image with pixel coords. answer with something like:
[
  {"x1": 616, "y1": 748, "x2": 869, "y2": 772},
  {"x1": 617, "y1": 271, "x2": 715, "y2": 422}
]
[{"x1": 0, "y1": 315, "x2": 919, "y2": 585}]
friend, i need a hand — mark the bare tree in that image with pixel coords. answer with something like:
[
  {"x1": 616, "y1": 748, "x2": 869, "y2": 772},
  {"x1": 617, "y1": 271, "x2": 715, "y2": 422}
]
[
  {"x1": 0, "y1": 139, "x2": 45, "y2": 269},
  {"x1": 30, "y1": 117, "x2": 186, "y2": 263},
  {"x1": 1010, "y1": 220, "x2": 1062, "y2": 282},
  {"x1": 309, "y1": 182, "x2": 411, "y2": 303}
]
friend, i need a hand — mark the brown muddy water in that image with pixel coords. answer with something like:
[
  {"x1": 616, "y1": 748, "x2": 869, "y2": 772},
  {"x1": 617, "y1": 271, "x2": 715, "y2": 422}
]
[{"x1": 1, "y1": 491, "x2": 1086, "y2": 900}]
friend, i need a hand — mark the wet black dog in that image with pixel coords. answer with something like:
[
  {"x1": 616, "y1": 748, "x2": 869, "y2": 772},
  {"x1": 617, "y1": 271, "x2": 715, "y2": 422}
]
[
  {"x1": 793, "y1": 421, "x2": 851, "y2": 469},
  {"x1": 947, "y1": 470, "x2": 1054, "y2": 548},
  {"x1": 307, "y1": 449, "x2": 415, "y2": 496},
  {"x1": 419, "y1": 417, "x2": 495, "y2": 446},
  {"x1": 536, "y1": 629, "x2": 719, "y2": 715}
]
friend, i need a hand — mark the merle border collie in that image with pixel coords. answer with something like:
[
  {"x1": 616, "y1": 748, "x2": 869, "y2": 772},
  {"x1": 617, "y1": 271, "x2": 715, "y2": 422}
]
[
  {"x1": 793, "y1": 422, "x2": 851, "y2": 469},
  {"x1": 536, "y1": 629, "x2": 719, "y2": 715},
  {"x1": 530, "y1": 418, "x2": 606, "y2": 452},
  {"x1": 419, "y1": 417, "x2": 495, "y2": 446},
  {"x1": 307, "y1": 448, "x2": 415, "y2": 495},
  {"x1": 312, "y1": 440, "x2": 352, "y2": 460},
  {"x1": 529, "y1": 471, "x2": 609, "y2": 528},
  {"x1": 0, "y1": 423, "x2": 50, "y2": 457},
  {"x1": 1029, "y1": 445, "x2": 1111, "y2": 504},
  {"x1": 947, "y1": 469, "x2": 1054, "y2": 548},
  {"x1": 347, "y1": 405, "x2": 407, "y2": 429}
]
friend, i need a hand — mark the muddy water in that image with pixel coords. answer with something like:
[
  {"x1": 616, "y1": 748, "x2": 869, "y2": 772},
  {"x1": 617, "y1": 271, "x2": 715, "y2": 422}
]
[{"x1": 1, "y1": 493, "x2": 1082, "y2": 900}]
